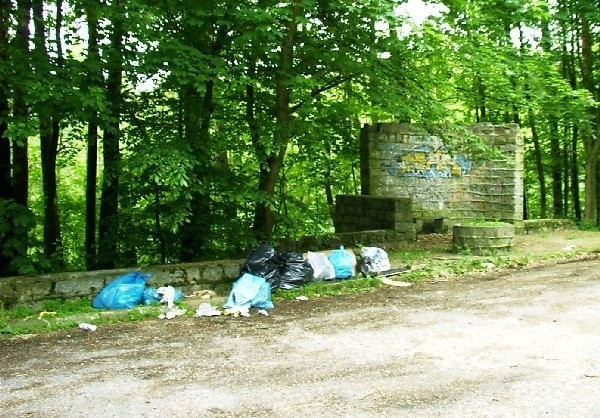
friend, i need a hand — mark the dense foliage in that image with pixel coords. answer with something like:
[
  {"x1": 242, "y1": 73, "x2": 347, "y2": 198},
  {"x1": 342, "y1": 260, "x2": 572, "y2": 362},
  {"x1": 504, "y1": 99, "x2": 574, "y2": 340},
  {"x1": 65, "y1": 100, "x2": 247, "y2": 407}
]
[{"x1": 0, "y1": 0, "x2": 599, "y2": 276}]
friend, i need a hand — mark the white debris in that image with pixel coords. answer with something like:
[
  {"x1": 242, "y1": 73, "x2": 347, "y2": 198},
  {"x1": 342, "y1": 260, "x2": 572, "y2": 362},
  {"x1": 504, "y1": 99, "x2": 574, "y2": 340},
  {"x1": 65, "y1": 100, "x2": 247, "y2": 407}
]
[
  {"x1": 379, "y1": 276, "x2": 412, "y2": 287},
  {"x1": 158, "y1": 307, "x2": 186, "y2": 320},
  {"x1": 156, "y1": 286, "x2": 176, "y2": 309},
  {"x1": 195, "y1": 303, "x2": 222, "y2": 317},
  {"x1": 78, "y1": 323, "x2": 97, "y2": 332},
  {"x1": 295, "y1": 295, "x2": 309, "y2": 301},
  {"x1": 224, "y1": 306, "x2": 250, "y2": 317}
]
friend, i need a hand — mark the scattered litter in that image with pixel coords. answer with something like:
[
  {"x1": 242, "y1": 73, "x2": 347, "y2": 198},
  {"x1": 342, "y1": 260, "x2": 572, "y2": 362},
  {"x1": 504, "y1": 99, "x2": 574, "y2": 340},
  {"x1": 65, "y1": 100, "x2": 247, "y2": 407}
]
[
  {"x1": 38, "y1": 311, "x2": 56, "y2": 320},
  {"x1": 190, "y1": 290, "x2": 216, "y2": 299},
  {"x1": 224, "y1": 306, "x2": 251, "y2": 317},
  {"x1": 195, "y1": 303, "x2": 222, "y2": 317},
  {"x1": 295, "y1": 295, "x2": 309, "y2": 301},
  {"x1": 436, "y1": 291, "x2": 445, "y2": 295},
  {"x1": 143, "y1": 286, "x2": 184, "y2": 306},
  {"x1": 258, "y1": 309, "x2": 269, "y2": 316},
  {"x1": 378, "y1": 277, "x2": 412, "y2": 287},
  {"x1": 78, "y1": 323, "x2": 97, "y2": 332},
  {"x1": 156, "y1": 286, "x2": 176, "y2": 309},
  {"x1": 481, "y1": 262, "x2": 496, "y2": 269},
  {"x1": 563, "y1": 245, "x2": 576, "y2": 251},
  {"x1": 158, "y1": 307, "x2": 186, "y2": 320}
]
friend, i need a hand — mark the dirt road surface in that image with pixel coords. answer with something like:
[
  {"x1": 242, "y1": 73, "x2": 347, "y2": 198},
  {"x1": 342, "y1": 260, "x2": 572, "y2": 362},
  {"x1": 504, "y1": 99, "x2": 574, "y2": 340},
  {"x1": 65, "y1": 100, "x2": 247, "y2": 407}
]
[{"x1": 2, "y1": 257, "x2": 600, "y2": 417}]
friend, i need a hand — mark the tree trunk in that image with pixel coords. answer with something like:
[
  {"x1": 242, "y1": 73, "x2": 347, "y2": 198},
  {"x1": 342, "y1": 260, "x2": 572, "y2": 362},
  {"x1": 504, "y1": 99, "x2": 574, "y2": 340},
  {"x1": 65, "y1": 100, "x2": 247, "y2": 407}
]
[
  {"x1": 528, "y1": 108, "x2": 547, "y2": 218},
  {"x1": 84, "y1": 0, "x2": 100, "y2": 270},
  {"x1": 178, "y1": 81, "x2": 213, "y2": 261},
  {"x1": 13, "y1": 0, "x2": 31, "y2": 208},
  {"x1": 33, "y1": 0, "x2": 63, "y2": 261},
  {"x1": 549, "y1": 117, "x2": 564, "y2": 217},
  {"x1": 0, "y1": 0, "x2": 10, "y2": 200},
  {"x1": 562, "y1": 140, "x2": 570, "y2": 215},
  {"x1": 178, "y1": 6, "x2": 227, "y2": 261},
  {"x1": 571, "y1": 125, "x2": 582, "y2": 221},
  {"x1": 97, "y1": 1, "x2": 123, "y2": 268},
  {"x1": 323, "y1": 139, "x2": 335, "y2": 217},
  {"x1": 252, "y1": 0, "x2": 301, "y2": 240},
  {"x1": 580, "y1": 12, "x2": 599, "y2": 224}
]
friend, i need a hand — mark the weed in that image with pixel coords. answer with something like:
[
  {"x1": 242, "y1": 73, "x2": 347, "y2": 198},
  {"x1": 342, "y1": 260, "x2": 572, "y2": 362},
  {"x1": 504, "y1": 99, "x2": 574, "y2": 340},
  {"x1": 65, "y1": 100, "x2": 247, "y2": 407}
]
[
  {"x1": 274, "y1": 277, "x2": 381, "y2": 300},
  {"x1": 42, "y1": 298, "x2": 98, "y2": 315}
]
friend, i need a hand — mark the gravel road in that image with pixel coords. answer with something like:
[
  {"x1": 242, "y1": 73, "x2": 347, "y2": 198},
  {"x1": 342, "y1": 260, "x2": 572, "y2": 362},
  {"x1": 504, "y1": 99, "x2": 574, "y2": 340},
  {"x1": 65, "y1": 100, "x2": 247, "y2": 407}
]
[{"x1": 2, "y1": 257, "x2": 600, "y2": 417}]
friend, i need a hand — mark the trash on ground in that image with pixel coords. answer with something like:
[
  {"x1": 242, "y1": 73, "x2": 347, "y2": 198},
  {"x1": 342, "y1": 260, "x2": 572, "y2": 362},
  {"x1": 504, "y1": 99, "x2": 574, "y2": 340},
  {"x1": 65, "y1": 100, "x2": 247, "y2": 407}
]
[
  {"x1": 37, "y1": 311, "x2": 56, "y2": 320},
  {"x1": 279, "y1": 252, "x2": 314, "y2": 289},
  {"x1": 92, "y1": 271, "x2": 150, "y2": 309},
  {"x1": 328, "y1": 246, "x2": 356, "y2": 279},
  {"x1": 378, "y1": 277, "x2": 412, "y2": 287},
  {"x1": 481, "y1": 262, "x2": 496, "y2": 270},
  {"x1": 224, "y1": 273, "x2": 274, "y2": 311},
  {"x1": 142, "y1": 286, "x2": 184, "y2": 306},
  {"x1": 295, "y1": 295, "x2": 309, "y2": 301},
  {"x1": 189, "y1": 290, "x2": 216, "y2": 299},
  {"x1": 78, "y1": 323, "x2": 97, "y2": 332},
  {"x1": 224, "y1": 306, "x2": 251, "y2": 317},
  {"x1": 156, "y1": 286, "x2": 176, "y2": 309},
  {"x1": 358, "y1": 247, "x2": 392, "y2": 277},
  {"x1": 242, "y1": 244, "x2": 282, "y2": 290},
  {"x1": 257, "y1": 309, "x2": 269, "y2": 316},
  {"x1": 306, "y1": 251, "x2": 336, "y2": 280},
  {"x1": 195, "y1": 303, "x2": 222, "y2": 317},
  {"x1": 92, "y1": 270, "x2": 185, "y2": 311},
  {"x1": 158, "y1": 307, "x2": 186, "y2": 320},
  {"x1": 563, "y1": 245, "x2": 576, "y2": 251}
]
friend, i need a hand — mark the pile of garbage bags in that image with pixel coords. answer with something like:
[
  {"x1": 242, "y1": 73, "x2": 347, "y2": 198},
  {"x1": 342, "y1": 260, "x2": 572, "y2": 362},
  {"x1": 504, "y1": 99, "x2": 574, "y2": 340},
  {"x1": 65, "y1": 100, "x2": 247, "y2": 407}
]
[
  {"x1": 91, "y1": 245, "x2": 393, "y2": 316},
  {"x1": 222, "y1": 244, "x2": 362, "y2": 313},
  {"x1": 241, "y1": 244, "x2": 364, "y2": 290}
]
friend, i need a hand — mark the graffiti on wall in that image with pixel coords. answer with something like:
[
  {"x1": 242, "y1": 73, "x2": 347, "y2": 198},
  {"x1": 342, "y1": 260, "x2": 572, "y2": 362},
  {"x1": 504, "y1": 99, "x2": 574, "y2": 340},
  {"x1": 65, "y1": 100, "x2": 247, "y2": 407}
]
[{"x1": 380, "y1": 144, "x2": 472, "y2": 179}]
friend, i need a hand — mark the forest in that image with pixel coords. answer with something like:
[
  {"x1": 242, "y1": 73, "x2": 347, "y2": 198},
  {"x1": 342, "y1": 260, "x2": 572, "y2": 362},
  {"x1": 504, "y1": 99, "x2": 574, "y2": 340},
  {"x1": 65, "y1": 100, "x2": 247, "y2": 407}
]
[{"x1": 0, "y1": 0, "x2": 599, "y2": 277}]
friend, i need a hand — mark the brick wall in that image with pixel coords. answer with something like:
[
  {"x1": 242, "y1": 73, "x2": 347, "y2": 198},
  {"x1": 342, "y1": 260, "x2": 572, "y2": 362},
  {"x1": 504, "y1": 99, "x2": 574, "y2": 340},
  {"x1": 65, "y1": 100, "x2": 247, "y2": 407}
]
[{"x1": 360, "y1": 123, "x2": 524, "y2": 228}]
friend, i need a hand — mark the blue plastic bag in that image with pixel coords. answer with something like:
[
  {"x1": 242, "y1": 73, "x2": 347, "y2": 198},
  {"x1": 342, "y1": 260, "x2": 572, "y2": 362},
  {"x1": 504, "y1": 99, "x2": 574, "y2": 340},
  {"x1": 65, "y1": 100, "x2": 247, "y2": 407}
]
[
  {"x1": 223, "y1": 273, "x2": 274, "y2": 310},
  {"x1": 92, "y1": 271, "x2": 150, "y2": 309},
  {"x1": 328, "y1": 246, "x2": 356, "y2": 279}
]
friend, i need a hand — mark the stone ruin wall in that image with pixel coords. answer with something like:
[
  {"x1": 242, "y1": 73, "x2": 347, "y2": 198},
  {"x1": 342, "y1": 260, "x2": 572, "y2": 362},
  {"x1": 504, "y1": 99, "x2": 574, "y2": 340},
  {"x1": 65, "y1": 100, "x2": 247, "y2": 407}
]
[{"x1": 360, "y1": 123, "x2": 524, "y2": 231}]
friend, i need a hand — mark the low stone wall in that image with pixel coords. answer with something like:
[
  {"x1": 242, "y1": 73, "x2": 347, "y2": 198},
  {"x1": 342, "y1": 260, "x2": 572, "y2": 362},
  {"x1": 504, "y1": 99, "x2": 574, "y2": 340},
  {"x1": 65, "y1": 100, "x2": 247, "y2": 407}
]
[
  {"x1": 523, "y1": 219, "x2": 577, "y2": 234},
  {"x1": 0, "y1": 228, "x2": 416, "y2": 308},
  {"x1": 0, "y1": 259, "x2": 245, "y2": 308},
  {"x1": 278, "y1": 229, "x2": 415, "y2": 252}
]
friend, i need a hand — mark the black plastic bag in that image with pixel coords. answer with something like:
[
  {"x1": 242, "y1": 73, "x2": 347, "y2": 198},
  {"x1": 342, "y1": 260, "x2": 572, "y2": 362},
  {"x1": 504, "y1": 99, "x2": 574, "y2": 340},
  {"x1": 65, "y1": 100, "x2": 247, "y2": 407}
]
[
  {"x1": 279, "y1": 252, "x2": 314, "y2": 290},
  {"x1": 242, "y1": 244, "x2": 282, "y2": 290}
]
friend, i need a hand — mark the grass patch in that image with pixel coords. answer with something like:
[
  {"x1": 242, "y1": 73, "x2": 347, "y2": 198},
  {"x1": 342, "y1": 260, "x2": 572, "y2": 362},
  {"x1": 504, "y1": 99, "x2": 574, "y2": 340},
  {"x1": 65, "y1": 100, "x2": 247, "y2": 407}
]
[
  {"x1": 274, "y1": 277, "x2": 382, "y2": 300},
  {"x1": 0, "y1": 298, "x2": 166, "y2": 338}
]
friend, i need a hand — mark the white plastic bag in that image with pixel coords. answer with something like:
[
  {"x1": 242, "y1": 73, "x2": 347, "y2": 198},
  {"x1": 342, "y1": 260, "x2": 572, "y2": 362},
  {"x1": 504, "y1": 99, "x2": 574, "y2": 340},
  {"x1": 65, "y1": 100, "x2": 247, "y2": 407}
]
[{"x1": 306, "y1": 251, "x2": 336, "y2": 280}]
